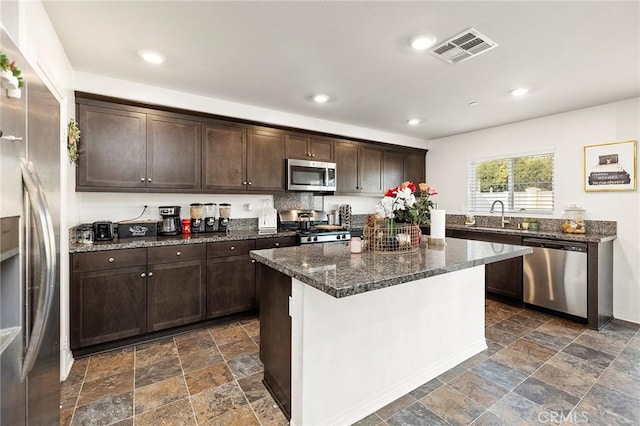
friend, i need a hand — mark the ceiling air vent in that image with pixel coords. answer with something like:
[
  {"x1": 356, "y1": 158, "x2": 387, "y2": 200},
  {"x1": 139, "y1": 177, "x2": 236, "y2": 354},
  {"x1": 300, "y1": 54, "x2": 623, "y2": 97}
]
[{"x1": 430, "y1": 28, "x2": 498, "y2": 64}]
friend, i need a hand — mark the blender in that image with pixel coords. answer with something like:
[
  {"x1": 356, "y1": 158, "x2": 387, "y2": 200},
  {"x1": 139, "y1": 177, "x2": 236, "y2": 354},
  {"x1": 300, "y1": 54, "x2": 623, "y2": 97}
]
[
  {"x1": 204, "y1": 203, "x2": 218, "y2": 232},
  {"x1": 218, "y1": 203, "x2": 231, "y2": 232},
  {"x1": 190, "y1": 203, "x2": 204, "y2": 233}
]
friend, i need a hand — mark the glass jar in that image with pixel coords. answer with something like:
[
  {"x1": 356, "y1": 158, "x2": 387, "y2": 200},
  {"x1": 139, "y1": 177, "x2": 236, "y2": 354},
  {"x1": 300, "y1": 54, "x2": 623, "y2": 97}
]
[
  {"x1": 77, "y1": 224, "x2": 94, "y2": 244},
  {"x1": 561, "y1": 205, "x2": 586, "y2": 234}
]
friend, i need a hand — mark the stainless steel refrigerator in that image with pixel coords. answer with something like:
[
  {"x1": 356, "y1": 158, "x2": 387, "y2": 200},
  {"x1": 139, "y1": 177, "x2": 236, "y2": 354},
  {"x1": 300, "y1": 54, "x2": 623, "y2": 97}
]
[{"x1": 1, "y1": 27, "x2": 61, "y2": 425}]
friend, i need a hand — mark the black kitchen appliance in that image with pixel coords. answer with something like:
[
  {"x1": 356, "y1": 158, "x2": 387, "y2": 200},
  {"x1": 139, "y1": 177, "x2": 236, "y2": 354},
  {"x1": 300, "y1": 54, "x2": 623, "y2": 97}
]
[
  {"x1": 158, "y1": 205, "x2": 181, "y2": 236},
  {"x1": 93, "y1": 221, "x2": 114, "y2": 241},
  {"x1": 279, "y1": 210, "x2": 351, "y2": 244}
]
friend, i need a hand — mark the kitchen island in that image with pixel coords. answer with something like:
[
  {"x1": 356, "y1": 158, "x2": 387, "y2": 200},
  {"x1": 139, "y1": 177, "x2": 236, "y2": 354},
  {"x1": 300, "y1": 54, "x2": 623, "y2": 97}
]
[{"x1": 250, "y1": 238, "x2": 532, "y2": 426}]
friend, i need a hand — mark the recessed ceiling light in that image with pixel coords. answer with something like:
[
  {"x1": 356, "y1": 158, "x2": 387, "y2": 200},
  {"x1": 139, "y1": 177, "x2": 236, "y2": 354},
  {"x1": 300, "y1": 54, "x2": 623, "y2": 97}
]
[
  {"x1": 407, "y1": 118, "x2": 422, "y2": 126},
  {"x1": 510, "y1": 88, "x2": 529, "y2": 97},
  {"x1": 312, "y1": 93, "x2": 330, "y2": 103},
  {"x1": 139, "y1": 50, "x2": 166, "y2": 64},
  {"x1": 409, "y1": 35, "x2": 437, "y2": 51}
]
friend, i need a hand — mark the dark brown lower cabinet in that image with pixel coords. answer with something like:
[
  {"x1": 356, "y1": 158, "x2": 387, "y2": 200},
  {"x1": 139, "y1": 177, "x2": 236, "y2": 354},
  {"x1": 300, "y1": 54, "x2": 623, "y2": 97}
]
[
  {"x1": 207, "y1": 240, "x2": 257, "y2": 318},
  {"x1": 207, "y1": 257, "x2": 256, "y2": 318},
  {"x1": 71, "y1": 265, "x2": 147, "y2": 348},
  {"x1": 147, "y1": 259, "x2": 207, "y2": 331},
  {"x1": 258, "y1": 264, "x2": 292, "y2": 420}
]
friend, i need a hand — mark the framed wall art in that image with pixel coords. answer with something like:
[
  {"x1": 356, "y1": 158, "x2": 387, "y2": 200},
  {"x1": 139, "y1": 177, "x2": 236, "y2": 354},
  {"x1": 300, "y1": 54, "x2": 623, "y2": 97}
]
[{"x1": 584, "y1": 140, "x2": 637, "y2": 192}]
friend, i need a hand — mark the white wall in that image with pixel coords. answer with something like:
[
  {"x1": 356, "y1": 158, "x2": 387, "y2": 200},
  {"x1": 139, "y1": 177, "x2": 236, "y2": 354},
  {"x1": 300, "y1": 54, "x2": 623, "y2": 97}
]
[{"x1": 426, "y1": 98, "x2": 640, "y2": 324}]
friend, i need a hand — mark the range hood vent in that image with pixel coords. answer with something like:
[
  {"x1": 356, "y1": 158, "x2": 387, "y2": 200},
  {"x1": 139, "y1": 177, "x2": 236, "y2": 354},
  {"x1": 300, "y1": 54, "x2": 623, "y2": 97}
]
[{"x1": 430, "y1": 28, "x2": 498, "y2": 64}]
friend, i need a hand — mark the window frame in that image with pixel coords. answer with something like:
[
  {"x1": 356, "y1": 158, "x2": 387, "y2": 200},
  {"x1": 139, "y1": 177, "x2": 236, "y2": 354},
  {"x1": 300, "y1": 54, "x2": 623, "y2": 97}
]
[{"x1": 467, "y1": 150, "x2": 556, "y2": 215}]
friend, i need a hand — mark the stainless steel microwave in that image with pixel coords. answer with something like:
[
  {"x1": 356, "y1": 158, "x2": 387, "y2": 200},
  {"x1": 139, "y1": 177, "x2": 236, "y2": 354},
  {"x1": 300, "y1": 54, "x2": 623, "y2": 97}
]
[{"x1": 287, "y1": 159, "x2": 337, "y2": 192}]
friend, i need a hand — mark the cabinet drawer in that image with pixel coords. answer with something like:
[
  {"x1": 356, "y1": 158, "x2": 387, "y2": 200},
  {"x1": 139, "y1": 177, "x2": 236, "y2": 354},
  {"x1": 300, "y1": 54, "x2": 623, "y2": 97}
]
[
  {"x1": 452, "y1": 230, "x2": 522, "y2": 245},
  {"x1": 148, "y1": 244, "x2": 206, "y2": 264},
  {"x1": 207, "y1": 240, "x2": 255, "y2": 258},
  {"x1": 72, "y1": 248, "x2": 147, "y2": 272},
  {"x1": 255, "y1": 236, "x2": 297, "y2": 249}
]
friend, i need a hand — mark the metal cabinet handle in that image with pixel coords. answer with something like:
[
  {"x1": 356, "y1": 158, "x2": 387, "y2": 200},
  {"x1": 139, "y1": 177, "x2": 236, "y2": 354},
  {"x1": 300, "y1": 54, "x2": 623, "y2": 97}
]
[
  {"x1": 274, "y1": 242, "x2": 280, "y2": 247},
  {"x1": 248, "y1": 181, "x2": 252, "y2": 185},
  {"x1": 251, "y1": 259, "x2": 256, "y2": 264},
  {"x1": 108, "y1": 257, "x2": 115, "y2": 263},
  {"x1": 1, "y1": 135, "x2": 23, "y2": 142},
  {"x1": 148, "y1": 272, "x2": 153, "y2": 277},
  {"x1": 147, "y1": 178, "x2": 152, "y2": 182},
  {"x1": 176, "y1": 251, "x2": 181, "y2": 256},
  {"x1": 20, "y1": 160, "x2": 56, "y2": 380},
  {"x1": 141, "y1": 273, "x2": 146, "y2": 278},
  {"x1": 230, "y1": 246, "x2": 235, "y2": 250},
  {"x1": 311, "y1": 154, "x2": 315, "y2": 157},
  {"x1": 140, "y1": 178, "x2": 145, "y2": 182},
  {"x1": 243, "y1": 181, "x2": 247, "y2": 185}
]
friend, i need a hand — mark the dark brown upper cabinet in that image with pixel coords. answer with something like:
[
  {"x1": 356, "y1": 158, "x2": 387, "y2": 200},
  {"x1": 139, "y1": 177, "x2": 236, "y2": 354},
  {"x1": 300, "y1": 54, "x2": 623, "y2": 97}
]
[
  {"x1": 404, "y1": 151, "x2": 426, "y2": 185},
  {"x1": 285, "y1": 133, "x2": 334, "y2": 162},
  {"x1": 202, "y1": 123, "x2": 285, "y2": 192},
  {"x1": 75, "y1": 93, "x2": 425, "y2": 195},
  {"x1": 335, "y1": 141, "x2": 383, "y2": 196},
  {"x1": 76, "y1": 102, "x2": 147, "y2": 189},
  {"x1": 146, "y1": 114, "x2": 201, "y2": 190},
  {"x1": 383, "y1": 150, "x2": 404, "y2": 190},
  {"x1": 246, "y1": 127, "x2": 286, "y2": 192},
  {"x1": 202, "y1": 120, "x2": 247, "y2": 192},
  {"x1": 76, "y1": 99, "x2": 200, "y2": 191}
]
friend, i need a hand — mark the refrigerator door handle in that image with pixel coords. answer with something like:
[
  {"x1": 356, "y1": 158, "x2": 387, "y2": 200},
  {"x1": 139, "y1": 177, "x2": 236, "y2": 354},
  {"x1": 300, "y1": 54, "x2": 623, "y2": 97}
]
[{"x1": 20, "y1": 159, "x2": 56, "y2": 381}]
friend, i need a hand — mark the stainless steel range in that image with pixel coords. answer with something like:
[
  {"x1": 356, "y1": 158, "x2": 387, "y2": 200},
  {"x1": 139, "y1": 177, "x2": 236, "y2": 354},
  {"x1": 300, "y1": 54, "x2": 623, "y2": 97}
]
[{"x1": 278, "y1": 210, "x2": 351, "y2": 244}]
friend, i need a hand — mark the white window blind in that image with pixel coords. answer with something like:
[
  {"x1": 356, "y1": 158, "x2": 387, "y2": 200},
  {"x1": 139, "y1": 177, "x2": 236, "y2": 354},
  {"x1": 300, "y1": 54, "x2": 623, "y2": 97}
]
[{"x1": 467, "y1": 152, "x2": 554, "y2": 213}]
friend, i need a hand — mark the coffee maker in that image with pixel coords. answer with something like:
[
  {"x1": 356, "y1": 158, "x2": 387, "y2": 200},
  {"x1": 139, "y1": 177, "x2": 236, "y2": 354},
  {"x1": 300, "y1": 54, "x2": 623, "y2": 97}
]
[{"x1": 158, "y1": 206, "x2": 181, "y2": 236}]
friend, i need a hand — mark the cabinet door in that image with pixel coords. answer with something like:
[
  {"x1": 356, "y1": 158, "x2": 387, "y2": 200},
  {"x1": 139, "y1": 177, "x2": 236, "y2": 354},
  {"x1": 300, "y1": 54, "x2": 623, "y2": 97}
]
[
  {"x1": 147, "y1": 115, "x2": 201, "y2": 189},
  {"x1": 207, "y1": 257, "x2": 256, "y2": 318},
  {"x1": 147, "y1": 259, "x2": 206, "y2": 331},
  {"x1": 335, "y1": 142, "x2": 359, "y2": 193},
  {"x1": 77, "y1": 104, "x2": 147, "y2": 189},
  {"x1": 285, "y1": 134, "x2": 311, "y2": 160},
  {"x1": 309, "y1": 137, "x2": 334, "y2": 162},
  {"x1": 384, "y1": 150, "x2": 404, "y2": 189},
  {"x1": 358, "y1": 145, "x2": 384, "y2": 195},
  {"x1": 202, "y1": 121, "x2": 247, "y2": 191},
  {"x1": 246, "y1": 128, "x2": 286, "y2": 192},
  {"x1": 71, "y1": 266, "x2": 147, "y2": 348},
  {"x1": 404, "y1": 151, "x2": 426, "y2": 184}
]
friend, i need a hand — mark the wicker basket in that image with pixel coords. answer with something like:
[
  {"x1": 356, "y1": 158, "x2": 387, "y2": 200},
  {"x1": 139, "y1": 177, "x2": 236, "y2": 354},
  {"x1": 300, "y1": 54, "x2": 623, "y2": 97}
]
[{"x1": 363, "y1": 220, "x2": 422, "y2": 253}]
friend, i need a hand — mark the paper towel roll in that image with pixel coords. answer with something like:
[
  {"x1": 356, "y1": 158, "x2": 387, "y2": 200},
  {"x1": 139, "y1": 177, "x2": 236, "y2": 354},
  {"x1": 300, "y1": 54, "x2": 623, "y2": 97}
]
[{"x1": 430, "y1": 209, "x2": 446, "y2": 239}]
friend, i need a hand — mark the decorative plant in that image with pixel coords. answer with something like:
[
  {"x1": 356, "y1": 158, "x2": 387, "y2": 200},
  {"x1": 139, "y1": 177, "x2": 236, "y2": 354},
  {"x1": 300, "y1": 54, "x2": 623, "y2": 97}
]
[
  {"x1": 67, "y1": 119, "x2": 80, "y2": 165},
  {"x1": 0, "y1": 52, "x2": 24, "y2": 88},
  {"x1": 376, "y1": 181, "x2": 438, "y2": 224}
]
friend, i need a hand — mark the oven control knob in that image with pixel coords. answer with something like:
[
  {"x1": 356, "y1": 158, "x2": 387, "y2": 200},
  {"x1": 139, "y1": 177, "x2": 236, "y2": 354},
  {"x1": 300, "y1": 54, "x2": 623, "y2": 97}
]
[
  {"x1": 306, "y1": 237, "x2": 312, "y2": 242},
  {"x1": 313, "y1": 236, "x2": 318, "y2": 242}
]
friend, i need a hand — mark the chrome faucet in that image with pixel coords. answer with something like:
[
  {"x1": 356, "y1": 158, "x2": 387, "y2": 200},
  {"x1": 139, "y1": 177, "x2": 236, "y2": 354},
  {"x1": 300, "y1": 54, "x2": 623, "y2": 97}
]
[{"x1": 490, "y1": 200, "x2": 510, "y2": 228}]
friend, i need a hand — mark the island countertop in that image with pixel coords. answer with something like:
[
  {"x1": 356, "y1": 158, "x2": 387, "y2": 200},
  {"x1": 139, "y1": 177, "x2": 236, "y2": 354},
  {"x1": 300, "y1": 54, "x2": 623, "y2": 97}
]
[{"x1": 250, "y1": 237, "x2": 532, "y2": 298}]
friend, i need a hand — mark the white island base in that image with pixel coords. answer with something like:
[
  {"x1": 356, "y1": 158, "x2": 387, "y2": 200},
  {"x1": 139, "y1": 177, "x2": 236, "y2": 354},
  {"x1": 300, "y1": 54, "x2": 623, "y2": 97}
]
[{"x1": 289, "y1": 265, "x2": 487, "y2": 426}]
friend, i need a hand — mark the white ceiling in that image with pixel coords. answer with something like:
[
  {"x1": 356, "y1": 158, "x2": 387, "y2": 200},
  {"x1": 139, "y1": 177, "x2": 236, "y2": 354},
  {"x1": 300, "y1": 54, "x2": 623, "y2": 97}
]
[{"x1": 42, "y1": 1, "x2": 640, "y2": 140}]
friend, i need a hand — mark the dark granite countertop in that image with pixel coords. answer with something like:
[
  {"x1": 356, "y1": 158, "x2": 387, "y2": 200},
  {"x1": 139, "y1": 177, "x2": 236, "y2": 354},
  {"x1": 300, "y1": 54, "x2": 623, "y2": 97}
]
[
  {"x1": 250, "y1": 238, "x2": 532, "y2": 298},
  {"x1": 69, "y1": 230, "x2": 298, "y2": 253},
  {"x1": 444, "y1": 224, "x2": 616, "y2": 243}
]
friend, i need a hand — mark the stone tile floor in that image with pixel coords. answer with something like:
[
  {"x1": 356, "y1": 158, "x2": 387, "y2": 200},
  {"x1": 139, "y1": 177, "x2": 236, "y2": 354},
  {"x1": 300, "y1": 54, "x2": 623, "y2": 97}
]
[{"x1": 61, "y1": 300, "x2": 640, "y2": 425}]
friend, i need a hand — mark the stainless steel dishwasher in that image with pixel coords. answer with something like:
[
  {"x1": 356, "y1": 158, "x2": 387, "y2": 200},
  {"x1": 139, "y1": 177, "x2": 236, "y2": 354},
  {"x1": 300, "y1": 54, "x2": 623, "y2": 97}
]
[{"x1": 523, "y1": 238, "x2": 588, "y2": 318}]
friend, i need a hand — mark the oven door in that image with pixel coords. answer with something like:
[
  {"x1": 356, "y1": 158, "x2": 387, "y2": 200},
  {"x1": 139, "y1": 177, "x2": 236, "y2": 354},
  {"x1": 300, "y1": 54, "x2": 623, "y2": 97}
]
[{"x1": 287, "y1": 159, "x2": 336, "y2": 191}]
